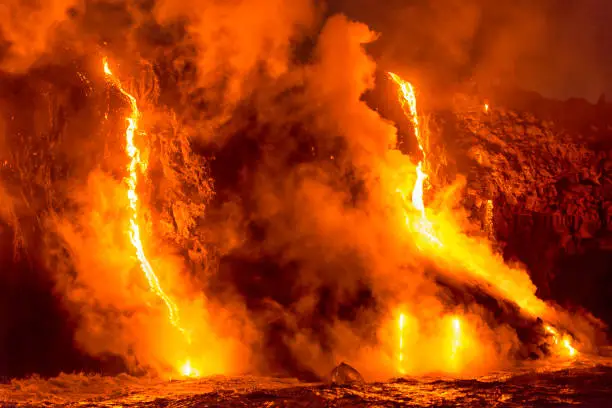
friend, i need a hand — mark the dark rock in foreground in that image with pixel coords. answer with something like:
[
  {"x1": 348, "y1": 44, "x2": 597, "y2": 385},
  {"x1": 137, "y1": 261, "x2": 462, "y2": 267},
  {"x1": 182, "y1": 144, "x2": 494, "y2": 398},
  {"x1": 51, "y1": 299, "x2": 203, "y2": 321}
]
[
  {"x1": 330, "y1": 362, "x2": 364, "y2": 385},
  {"x1": 3, "y1": 363, "x2": 612, "y2": 407}
]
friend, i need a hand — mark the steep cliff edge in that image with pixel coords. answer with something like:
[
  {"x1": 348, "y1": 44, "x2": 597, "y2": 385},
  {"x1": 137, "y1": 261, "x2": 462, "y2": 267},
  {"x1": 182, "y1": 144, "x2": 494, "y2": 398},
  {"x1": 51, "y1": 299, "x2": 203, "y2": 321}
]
[{"x1": 444, "y1": 92, "x2": 612, "y2": 327}]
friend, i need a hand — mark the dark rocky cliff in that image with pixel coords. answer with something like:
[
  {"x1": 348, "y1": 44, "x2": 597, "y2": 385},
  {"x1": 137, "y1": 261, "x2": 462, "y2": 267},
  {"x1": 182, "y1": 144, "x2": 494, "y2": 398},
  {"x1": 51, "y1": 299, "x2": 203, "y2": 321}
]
[{"x1": 443, "y1": 91, "x2": 612, "y2": 327}]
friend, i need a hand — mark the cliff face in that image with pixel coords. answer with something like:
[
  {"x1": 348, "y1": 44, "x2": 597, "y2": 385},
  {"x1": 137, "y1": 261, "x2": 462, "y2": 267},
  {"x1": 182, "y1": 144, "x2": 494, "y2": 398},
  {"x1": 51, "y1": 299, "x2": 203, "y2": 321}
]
[{"x1": 446, "y1": 93, "x2": 612, "y2": 326}]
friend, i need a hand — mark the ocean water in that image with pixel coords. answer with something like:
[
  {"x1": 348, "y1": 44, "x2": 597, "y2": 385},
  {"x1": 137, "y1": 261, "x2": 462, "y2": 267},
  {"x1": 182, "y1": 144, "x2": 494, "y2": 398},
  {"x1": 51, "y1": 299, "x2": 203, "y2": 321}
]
[{"x1": 2, "y1": 358, "x2": 612, "y2": 407}]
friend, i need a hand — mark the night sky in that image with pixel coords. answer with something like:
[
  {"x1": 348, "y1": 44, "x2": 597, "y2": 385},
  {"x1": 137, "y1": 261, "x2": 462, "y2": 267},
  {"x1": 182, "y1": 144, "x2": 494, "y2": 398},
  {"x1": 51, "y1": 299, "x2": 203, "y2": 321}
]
[{"x1": 330, "y1": 0, "x2": 612, "y2": 102}]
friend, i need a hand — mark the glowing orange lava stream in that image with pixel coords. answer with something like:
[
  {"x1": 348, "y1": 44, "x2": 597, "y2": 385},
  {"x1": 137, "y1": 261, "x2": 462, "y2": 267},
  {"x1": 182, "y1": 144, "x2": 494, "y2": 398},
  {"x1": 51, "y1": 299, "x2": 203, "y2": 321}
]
[
  {"x1": 545, "y1": 325, "x2": 577, "y2": 358},
  {"x1": 388, "y1": 72, "x2": 441, "y2": 246},
  {"x1": 398, "y1": 313, "x2": 406, "y2": 374},
  {"x1": 450, "y1": 317, "x2": 461, "y2": 362},
  {"x1": 103, "y1": 58, "x2": 188, "y2": 340},
  {"x1": 388, "y1": 72, "x2": 578, "y2": 370}
]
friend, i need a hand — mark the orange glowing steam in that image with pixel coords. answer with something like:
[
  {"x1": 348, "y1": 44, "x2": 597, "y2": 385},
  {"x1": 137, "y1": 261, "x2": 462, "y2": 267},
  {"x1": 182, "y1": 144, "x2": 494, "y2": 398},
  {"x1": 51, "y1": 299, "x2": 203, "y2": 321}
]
[
  {"x1": 484, "y1": 199, "x2": 495, "y2": 240},
  {"x1": 388, "y1": 72, "x2": 579, "y2": 373},
  {"x1": 180, "y1": 360, "x2": 200, "y2": 377},
  {"x1": 450, "y1": 317, "x2": 462, "y2": 362},
  {"x1": 545, "y1": 325, "x2": 578, "y2": 358},
  {"x1": 390, "y1": 71, "x2": 542, "y2": 312},
  {"x1": 103, "y1": 57, "x2": 188, "y2": 340},
  {"x1": 398, "y1": 313, "x2": 406, "y2": 374}
]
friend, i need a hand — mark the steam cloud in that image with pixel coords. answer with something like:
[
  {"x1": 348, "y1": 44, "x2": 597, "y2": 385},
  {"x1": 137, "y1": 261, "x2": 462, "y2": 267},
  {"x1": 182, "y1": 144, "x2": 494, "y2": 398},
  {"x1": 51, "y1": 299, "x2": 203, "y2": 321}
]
[
  {"x1": 0, "y1": 0, "x2": 80, "y2": 72},
  {"x1": 0, "y1": 0, "x2": 606, "y2": 381},
  {"x1": 334, "y1": 0, "x2": 612, "y2": 102}
]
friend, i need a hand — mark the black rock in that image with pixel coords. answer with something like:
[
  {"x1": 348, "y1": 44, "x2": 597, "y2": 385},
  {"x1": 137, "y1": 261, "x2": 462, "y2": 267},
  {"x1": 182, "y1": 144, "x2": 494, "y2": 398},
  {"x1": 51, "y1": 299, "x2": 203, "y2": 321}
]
[{"x1": 330, "y1": 362, "x2": 364, "y2": 385}]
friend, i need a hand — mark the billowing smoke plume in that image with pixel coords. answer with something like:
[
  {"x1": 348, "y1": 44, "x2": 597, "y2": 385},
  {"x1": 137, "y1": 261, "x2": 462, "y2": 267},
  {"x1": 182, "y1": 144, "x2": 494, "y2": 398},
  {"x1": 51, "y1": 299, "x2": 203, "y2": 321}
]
[
  {"x1": 154, "y1": 0, "x2": 317, "y2": 102},
  {"x1": 0, "y1": 0, "x2": 80, "y2": 72},
  {"x1": 0, "y1": 0, "x2": 605, "y2": 381}
]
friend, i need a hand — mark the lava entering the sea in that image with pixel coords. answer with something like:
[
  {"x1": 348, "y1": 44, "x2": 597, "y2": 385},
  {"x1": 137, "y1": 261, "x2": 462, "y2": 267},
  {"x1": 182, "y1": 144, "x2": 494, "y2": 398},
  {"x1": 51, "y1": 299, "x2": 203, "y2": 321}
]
[
  {"x1": 0, "y1": 2, "x2": 607, "y2": 389},
  {"x1": 387, "y1": 72, "x2": 582, "y2": 374},
  {"x1": 102, "y1": 57, "x2": 198, "y2": 377}
]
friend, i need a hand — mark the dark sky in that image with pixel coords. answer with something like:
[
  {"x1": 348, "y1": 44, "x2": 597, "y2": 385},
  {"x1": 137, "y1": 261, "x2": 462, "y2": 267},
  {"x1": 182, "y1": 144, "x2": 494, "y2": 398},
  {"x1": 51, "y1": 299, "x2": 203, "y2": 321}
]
[{"x1": 330, "y1": 0, "x2": 612, "y2": 102}]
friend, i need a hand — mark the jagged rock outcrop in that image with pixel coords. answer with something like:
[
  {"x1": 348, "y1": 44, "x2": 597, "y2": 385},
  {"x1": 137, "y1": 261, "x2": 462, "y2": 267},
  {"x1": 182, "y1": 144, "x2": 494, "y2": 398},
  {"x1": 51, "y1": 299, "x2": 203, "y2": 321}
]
[
  {"x1": 442, "y1": 94, "x2": 612, "y2": 325},
  {"x1": 329, "y1": 362, "x2": 364, "y2": 385}
]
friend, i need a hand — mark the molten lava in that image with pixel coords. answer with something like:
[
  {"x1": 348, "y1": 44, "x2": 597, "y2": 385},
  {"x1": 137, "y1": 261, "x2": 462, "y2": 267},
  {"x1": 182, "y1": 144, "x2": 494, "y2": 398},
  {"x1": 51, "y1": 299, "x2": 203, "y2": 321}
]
[
  {"x1": 484, "y1": 199, "x2": 495, "y2": 240},
  {"x1": 388, "y1": 72, "x2": 441, "y2": 246},
  {"x1": 103, "y1": 58, "x2": 195, "y2": 374},
  {"x1": 388, "y1": 73, "x2": 425, "y2": 159},
  {"x1": 180, "y1": 360, "x2": 200, "y2": 378},
  {"x1": 398, "y1": 313, "x2": 406, "y2": 374},
  {"x1": 450, "y1": 317, "x2": 462, "y2": 364},
  {"x1": 545, "y1": 325, "x2": 578, "y2": 358},
  {"x1": 388, "y1": 72, "x2": 579, "y2": 373}
]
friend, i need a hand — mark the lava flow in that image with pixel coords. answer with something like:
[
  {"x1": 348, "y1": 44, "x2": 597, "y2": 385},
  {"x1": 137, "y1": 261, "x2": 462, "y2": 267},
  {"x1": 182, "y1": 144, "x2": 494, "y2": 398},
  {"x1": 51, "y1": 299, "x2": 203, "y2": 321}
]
[
  {"x1": 103, "y1": 58, "x2": 194, "y2": 374},
  {"x1": 449, "y1": 317, "x2": 462, "y2": 368},
  {"x1": 397, "y1": 313, "x2": 406, "y2": 374},
  {"x1": 545, "y1": 325, "x2": 578, "y2": 358},
  {"x1": 388, "y1": 72, "x2": 578, "y2": 371},
  {"x1": 388, "y1": 72, "x2": 441, "y2": 246}
]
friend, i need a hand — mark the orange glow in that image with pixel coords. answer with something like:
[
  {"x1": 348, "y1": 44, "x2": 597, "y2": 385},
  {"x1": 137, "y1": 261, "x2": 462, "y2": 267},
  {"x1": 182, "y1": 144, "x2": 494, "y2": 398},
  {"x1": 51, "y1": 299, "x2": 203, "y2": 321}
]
[
  {"x1": 389, "y1": 72, "x2": 547, "y2": 314},
  {"x1": 563, "y1": 339, "x2": 577, "y2": 357},
  {"x1": 484, "y1": 103, "x2": 489, "y2": 113},
  {"x1": 387, "y1": 72, "x2": 581, "y2": 375},
  {"x1": 388, "y1": 73, "x2": 424, "y2": 158},
  {"x1": 398, "y1": 313, "x2": 406, "y2": 374},
  {"x1": 180, "y1": 360, "x2": 200, "y2": 378},
  {"x1": 449, "y1": 317, "x2": 462, "y2": 365},
  {"x1": 103, "y1": 58, "x2": 182, "y2": 332},
  {"x1": 388, "y1": 72, "x2": 441, "y2": 246},
  {"x1": 103, "y1": 58, "x2": 197, "y2": 376},
  {"x1": 484, "y1": 199, "x2": 495, "y2": 241},
  {"x1": 545, "y1": 325, "x2": 578, "y2": 358}
]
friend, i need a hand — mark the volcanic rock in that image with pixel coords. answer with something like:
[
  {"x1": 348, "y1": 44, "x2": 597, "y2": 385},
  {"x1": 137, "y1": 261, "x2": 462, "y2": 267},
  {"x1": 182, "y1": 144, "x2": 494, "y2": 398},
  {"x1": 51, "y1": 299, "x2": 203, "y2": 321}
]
[
  {"x1": 437, "y1": 92, "x2": 612, "y2": 326},
  {"x1": 330, "y1": 362, "x2": 364, "y2": 385}
]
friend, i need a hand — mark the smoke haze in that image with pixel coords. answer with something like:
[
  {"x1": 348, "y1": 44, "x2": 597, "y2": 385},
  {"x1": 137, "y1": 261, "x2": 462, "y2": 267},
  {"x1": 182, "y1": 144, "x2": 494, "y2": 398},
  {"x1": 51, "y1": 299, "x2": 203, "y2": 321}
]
[
  {"x1": 331, "y1": 0, "x2": 612, "y2": 102},
  {"x1": 0, "y1": 0, "x2": 608, "y2": 381}
]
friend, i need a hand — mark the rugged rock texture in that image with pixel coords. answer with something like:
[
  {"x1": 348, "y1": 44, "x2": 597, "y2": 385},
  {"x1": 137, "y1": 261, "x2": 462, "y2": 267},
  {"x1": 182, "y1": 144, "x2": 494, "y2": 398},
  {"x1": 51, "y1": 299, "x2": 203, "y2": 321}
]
[
  {"x1": 443, "y1": 93, "x2": 612, "y2": 327},
  {"x1": 330, "y1": 362, "x2": 364, "y2": 385},
  {"x1": 4, "y1": 365, "x2": 612, "y2": 407}
]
